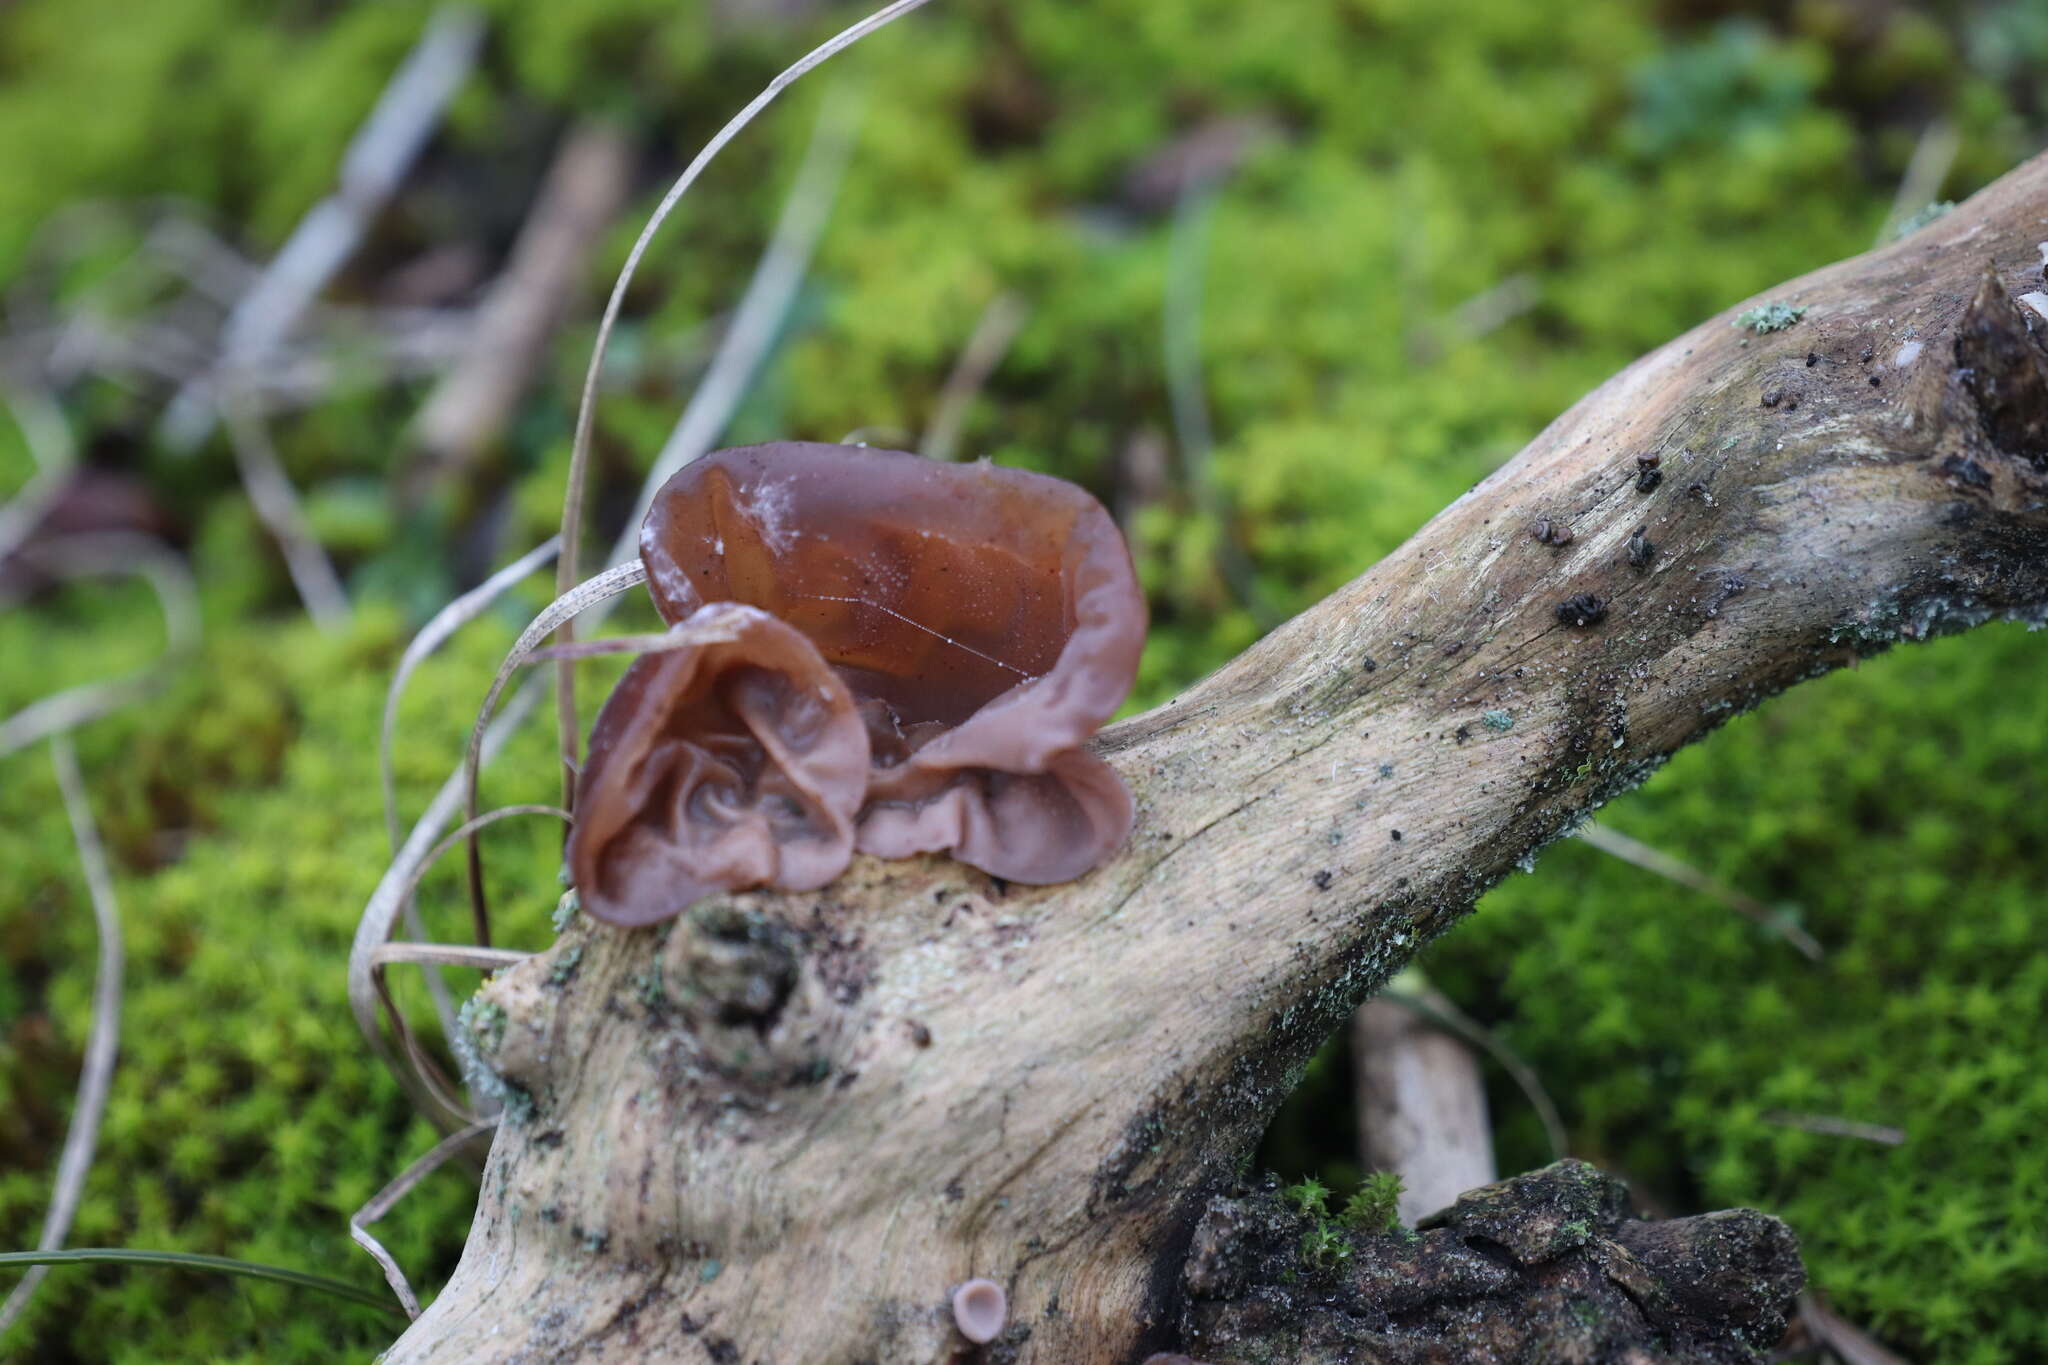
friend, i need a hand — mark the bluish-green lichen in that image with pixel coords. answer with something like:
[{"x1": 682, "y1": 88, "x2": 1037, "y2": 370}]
[
  {"x1": 453, "y1": 995, "x2": 533, "y2": 1124},
  {"x1": 1732, "y1": 301, "x2": 1809, "y2": 334}
]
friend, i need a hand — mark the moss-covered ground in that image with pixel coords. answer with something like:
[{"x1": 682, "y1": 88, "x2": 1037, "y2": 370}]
[{"x1": 1, "y1": 0, "x2": 2043, "y2": 1359}]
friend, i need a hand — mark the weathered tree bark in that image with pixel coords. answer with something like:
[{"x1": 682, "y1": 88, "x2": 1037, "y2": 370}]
[
  {"x1": 386, "y1": 151, "x2": 2048, "y2": 1363},
  {"x1": 1179, "y1": 1160, "x2": 1802, "y2": 1364}
]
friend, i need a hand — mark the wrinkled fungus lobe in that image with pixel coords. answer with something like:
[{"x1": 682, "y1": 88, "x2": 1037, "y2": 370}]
[{"x1": 569, "y1": 442, "x2": 1146, "y2": 926}]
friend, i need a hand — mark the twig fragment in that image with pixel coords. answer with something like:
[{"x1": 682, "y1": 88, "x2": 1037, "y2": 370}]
[
  {"x1": 159, "y1": 6, "x2": 487, "y2": 449},
  {"x1": 1575, "y1": 821, "x2": 1824, "y2": 961},
  {"x1": 222, "y1": 399, "x2": 350, "y2": 629}
]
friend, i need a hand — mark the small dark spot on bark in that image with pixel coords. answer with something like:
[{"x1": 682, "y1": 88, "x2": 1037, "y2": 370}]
[
  {"x1": 944, "y1": 1179, "x2": 965, "y2": 1202},
  {"x1": 1806, "y1": 352, "x2": 1820, "y2": 367},
  {"x1": 905, "y1": 1019, "x2": 933, "y2": 1048},
  {"x1": 1760, "y1": 388, "x2": 1783, "y2": 407},
  {"x1": 539, "y1": 1205, "x2": 562, "y2": 1223},
  {"x1": 678, "y1": 1312, "x2": 701, "y2": 1335},
  {"x1": 1313, "y1": 869, "x2": 1334, "y2": 891},
  {"x1": 1532, "y1": 518, "x2": 1573, "y2": 547},
  {"x1": 1635, "y1": 465, "x2": 1663, "y2": 494},
  {"x1": 704, "y1": 1337, "x2": 740, "y2": 1363},
  {"x1": 1869, "y1": 374, "x2": 1882, "y2": 387},
  {"x1": 1455, "y1": 725, "x2": 1472, "y2": 744},
  {"x1": 1941, "y1": 454, "x2": 1992, "y2": 488},
  {"x1": 1861, "y1": 347, "x2": 1875, "y2": 363},
  {"x1": 1555, "y1": 594, "x2": 1608, "y2": 627},
  {"x1": 1390, "y1": 830, "x2": 1403, "y2": 842},
  {"x1": 533, "y1": 1129, "x2": 565, "y2": 1150},
  {"x1": 1361, "y1": 657, "x2": 1378, "y2": 672},
  {"x1": 1627, "y1": 529, "x2": 1655, "y2": 569}
]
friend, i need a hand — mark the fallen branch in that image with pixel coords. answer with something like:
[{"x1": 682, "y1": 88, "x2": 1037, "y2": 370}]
[
  {"x1": 409, "y1": 120, "x2": 635, "y2": 484},
  {"x1": 1351, "y1": 988, "x2": 1494, "y2": 1225},
  {"x1": 384, "y1": 151, "x2": 2048, "y2": 1362}
]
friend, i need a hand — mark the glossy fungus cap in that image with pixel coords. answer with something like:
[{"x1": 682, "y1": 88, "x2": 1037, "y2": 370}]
[{"x1": 571, "y1": 442, "x2": 1146, "y2": 926}]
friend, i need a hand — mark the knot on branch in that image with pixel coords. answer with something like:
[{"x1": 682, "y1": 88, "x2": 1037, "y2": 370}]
[
  {"x1": 1176, "y1": 1161, "x2": 1802, "y2": 1365},
  {"x1": 678, "y1": 902, "x2": 801, "y2": 1031},
  {"x1": 1954, "y1": 265, "x2": 2048, "y2": 469}
]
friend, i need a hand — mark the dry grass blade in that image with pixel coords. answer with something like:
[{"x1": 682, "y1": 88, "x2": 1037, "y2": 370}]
[
  {"x1": 1384, "y1": 979, "x2": 1569, "y2": 1161},
  {"x1": 221, "y1": 398, "x2": 350, "y2": 630},
  {"x1": 1574, "y1": 821, "x2": 1824, "y2": 961},
  {"x1": 1761, "y1": 1111, "x2": 1906, "y2": 1146},
  {"x1": 371, "y1": 803, "x2": 570, "y2": 1129},
  {"x1": 613, "y1": 86, "x2": 864, "y2": 560},
  {"x1": 0, "y1": 736, "x2": 123, "y2": 1336},
  {"x1": 526, "y1": 627, "x2": 750, "y2": 661},
  {"x1": 379, "y1": 537, "x2": 559, "y2": 1049},
  {"x1": 553, "y1": 0, "x2": 937, "y2": 804},
  {"x1": 463, "y1": 560, "x2": 651, "y2": 947},
  {"x1": 1164, "y1": 179, "x2": 1270, "y2": 622},
  {"x1": 1879, "y1": 118, "x2": 1960, "y2": 244},
  {"x1": 920, "y1": 292, "x2": 1026, "y2": 462},
  {"x1": 0, "y1": 533, "x2": 200, "y2": 760},
  {"x1": 348, "y1": 675, "x2": 545, "y2": 1129},
  {"x1": 370, "y1": 944, "x2": 532, "y2": 973},
  {"x1": 350, "y1": 1118, "x2": 498, "y2": 1318},
  {"x1": 382, "y1": 537, "x2": 561, "y2": 853},
  {"x1": 0, "y1": 1249, "x2": 400, "y2": 1318}
]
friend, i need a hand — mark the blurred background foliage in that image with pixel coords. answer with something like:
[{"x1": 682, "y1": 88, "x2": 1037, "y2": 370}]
[{"x1": 0, "y1": 0, "x2": 2043, "y2": 1360}]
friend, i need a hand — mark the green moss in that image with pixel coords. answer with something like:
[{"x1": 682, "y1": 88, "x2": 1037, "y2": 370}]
[
  {"x1": 1341, "y1": 1171, "x2": 1406, "y2": 1234},
  {"x1": 1426, "y1": 624, "x2": 2048, "y2": 1364}
]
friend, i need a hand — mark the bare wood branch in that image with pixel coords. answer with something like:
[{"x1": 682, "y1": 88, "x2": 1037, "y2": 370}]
[{"x1": 384, "y1": 151, "x2": 2048, "y2": 1364}]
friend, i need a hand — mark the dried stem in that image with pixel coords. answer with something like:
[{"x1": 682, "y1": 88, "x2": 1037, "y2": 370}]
[
  {"x1": 552, "y1": 0, "x2": 935, "y2": 809},
  {"x1": 0, "y1": 736, "x2": 124, "y2": 1335}
]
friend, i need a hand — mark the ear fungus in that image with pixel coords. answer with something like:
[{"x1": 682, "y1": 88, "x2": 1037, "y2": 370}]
[
  {"x1": 568, "y1": 603, "x2": 869, "y2": 927},
  {"x1": 573, "y1": 442, "x2": 1146, "y2": 926},
  {"x1": 950, "y1": 1278, "x2": 1007, "y2": 1344}
]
